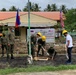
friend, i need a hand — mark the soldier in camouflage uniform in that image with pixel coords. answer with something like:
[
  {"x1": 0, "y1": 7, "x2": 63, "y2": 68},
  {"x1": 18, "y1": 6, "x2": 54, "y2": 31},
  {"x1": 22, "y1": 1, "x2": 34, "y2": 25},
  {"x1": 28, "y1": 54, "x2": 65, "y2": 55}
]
[
  {"x1": 31, "y1": 34, "x2": 37, "y2": 58},
  {"x1": 8, "y1": 27, "x2": 15, "y2": 59},
  {"x1": 0, "y1": 33, "x2": 9, "y2": 59}
]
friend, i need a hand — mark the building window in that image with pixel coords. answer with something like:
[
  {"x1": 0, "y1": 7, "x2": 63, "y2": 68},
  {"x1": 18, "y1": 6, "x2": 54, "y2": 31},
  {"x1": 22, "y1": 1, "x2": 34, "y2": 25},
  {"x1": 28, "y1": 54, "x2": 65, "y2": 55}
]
[{"x1": 15, "y1": 28, "x2": 20, "y2": 36}]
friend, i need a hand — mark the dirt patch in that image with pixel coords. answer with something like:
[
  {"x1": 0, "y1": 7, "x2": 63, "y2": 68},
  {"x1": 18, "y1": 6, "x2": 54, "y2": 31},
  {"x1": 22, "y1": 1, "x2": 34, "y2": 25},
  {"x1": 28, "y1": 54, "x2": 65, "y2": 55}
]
[
  {"x1": 0, "y1": 54, "x2": 76, "y2": 69},
  {"x1": 0, "y1": 54, "x2": 76, "y2": 75}
]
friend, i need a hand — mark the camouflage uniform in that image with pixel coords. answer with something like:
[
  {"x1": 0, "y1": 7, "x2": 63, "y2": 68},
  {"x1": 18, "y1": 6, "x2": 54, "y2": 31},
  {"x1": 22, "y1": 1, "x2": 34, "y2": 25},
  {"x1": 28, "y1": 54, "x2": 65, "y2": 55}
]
[
  {"x1": 28, "y1": 35, "x2": 37, "y2": 58},
  {"x1": 8, "y1": 31, "x2": 15, "y2": 59},
  {"x1": 31, "y1": 35, "x2": 37, "y2": 58},
  {"x1": 37, "y1": 38, "x2": 45, "y2": 56},
  {"x1": 0, "y1": 33, "x2": 9, "y2": 58}
]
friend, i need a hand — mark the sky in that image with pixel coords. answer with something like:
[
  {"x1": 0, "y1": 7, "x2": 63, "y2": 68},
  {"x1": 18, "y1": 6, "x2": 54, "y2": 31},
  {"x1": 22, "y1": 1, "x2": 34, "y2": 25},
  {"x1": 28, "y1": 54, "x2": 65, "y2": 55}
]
[{"x1": 0, "y1": 0, "x2": 76, "y2": 10}]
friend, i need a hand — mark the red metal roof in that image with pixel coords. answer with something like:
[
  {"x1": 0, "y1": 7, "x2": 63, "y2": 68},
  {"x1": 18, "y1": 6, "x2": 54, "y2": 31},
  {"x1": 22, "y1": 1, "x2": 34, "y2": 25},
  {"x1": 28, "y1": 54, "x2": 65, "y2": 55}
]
[{"x1": 0, "y1": 11, "x2": 65, "y2": 21}]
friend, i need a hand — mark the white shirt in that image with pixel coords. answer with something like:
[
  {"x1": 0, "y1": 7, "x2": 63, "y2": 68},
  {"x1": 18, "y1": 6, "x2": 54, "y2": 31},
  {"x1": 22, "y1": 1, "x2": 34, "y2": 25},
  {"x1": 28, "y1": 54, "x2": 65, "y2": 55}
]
[{"x1": 66, "y1": 34, "x2": 73, "y2": 47}]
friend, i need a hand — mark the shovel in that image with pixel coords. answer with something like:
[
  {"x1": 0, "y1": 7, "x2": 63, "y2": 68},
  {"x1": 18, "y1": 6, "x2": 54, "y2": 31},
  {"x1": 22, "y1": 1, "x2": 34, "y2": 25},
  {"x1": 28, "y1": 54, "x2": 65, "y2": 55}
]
[{"x1": 65, "y1": 44, "x2": 69, "y2": 59}]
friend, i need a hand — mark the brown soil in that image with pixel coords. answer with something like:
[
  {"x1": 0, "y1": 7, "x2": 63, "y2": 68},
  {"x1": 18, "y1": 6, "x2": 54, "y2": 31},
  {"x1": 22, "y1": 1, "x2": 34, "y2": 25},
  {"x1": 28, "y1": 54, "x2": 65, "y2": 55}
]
[{"x1": 0, "y1": 54, "x2": 76, "y2": 69}]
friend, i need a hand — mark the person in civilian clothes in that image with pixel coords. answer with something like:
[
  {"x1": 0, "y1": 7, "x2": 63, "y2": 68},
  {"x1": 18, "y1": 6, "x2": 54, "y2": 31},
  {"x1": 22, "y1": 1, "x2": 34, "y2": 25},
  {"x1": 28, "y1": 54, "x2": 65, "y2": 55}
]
[{"x1": 62, "y1": 30, "x2": 73, "y2": 64}]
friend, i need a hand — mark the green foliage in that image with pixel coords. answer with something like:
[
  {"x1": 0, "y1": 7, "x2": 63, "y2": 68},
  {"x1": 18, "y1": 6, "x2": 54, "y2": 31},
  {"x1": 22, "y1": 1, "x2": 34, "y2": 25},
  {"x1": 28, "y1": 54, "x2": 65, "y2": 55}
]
[
  {"x1": 0, "y1": 2, "x2": 69, "y2": 12},
  {"x1": 60, "y1": 5, "x2": 67, "y2": 14},
  {"x1": 51, "y1": 4, "x2": 58, "y2": 11},
  {"x1": 65, "y1": 9, "x2": 76, "y2": 31},
  {"x1": 23, "y1": 2, "x2": 41, "y2": 11},
  {"x1": 44, "y1": 4, "x2": 52, "y2": 11},
  {"x1": 1, "y1": 8, "x2": 6, "y2": 11},
  {"x1": 9, "y1": 6, "x2": 17, "y2": 11},
  {"x1": 1, "y1": 65, "x2": 76, "y2": 75}
]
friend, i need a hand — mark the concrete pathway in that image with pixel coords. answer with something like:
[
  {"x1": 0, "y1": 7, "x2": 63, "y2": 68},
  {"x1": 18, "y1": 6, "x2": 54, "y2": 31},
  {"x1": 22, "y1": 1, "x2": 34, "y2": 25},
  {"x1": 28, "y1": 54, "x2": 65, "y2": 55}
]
[{"x1": 9, "y1": 70, "x2": 76, "y2": 75}]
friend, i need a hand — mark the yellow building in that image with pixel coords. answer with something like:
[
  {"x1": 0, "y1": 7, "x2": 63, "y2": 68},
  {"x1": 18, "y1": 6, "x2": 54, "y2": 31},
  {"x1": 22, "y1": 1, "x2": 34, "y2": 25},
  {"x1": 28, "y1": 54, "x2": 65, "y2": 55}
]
[
  {"x1": 0, "y1": 11, "x2": 66, "y2": 54},
  {"x1": 0, "y1": 11, "x2": 65, "y2": 42}
]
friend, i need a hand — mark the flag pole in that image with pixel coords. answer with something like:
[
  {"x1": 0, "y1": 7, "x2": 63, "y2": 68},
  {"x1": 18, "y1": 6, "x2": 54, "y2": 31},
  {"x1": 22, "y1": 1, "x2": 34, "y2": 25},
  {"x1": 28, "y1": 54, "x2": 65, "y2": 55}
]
[
  {"x1": 28, "y1": 0, "x2": 31, "y2": 56},
  {"x1": 27, "y1": 0, "x2": 33, "y2": 64}
]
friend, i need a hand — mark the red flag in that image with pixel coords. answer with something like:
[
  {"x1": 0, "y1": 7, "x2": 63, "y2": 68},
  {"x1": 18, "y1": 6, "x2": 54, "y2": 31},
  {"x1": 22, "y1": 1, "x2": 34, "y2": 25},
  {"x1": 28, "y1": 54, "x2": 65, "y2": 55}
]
[
  {"x1": 60, "y1": 10, "x2": 64, "y2": 28},
  {"x1": 15, "y1": 9, "x2": 21, "y2": 27}
]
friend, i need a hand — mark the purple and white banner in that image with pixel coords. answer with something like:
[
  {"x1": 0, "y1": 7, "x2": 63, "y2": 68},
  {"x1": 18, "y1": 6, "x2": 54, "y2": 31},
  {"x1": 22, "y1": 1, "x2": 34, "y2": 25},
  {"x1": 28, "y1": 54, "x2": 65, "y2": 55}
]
[{"x1": 27, "y1": 28, "x2": 55, "y2": 43}]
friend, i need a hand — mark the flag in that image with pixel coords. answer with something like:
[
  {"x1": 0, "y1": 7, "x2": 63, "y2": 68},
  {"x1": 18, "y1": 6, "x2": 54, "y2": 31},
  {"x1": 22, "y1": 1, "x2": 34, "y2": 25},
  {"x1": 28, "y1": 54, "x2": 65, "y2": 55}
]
[
  {"x1": 15, "y1": 9, "x2": 21, "y2": 27},
  {"x1": 60, "y1": 10, "x2": 64, "y2": 28}
]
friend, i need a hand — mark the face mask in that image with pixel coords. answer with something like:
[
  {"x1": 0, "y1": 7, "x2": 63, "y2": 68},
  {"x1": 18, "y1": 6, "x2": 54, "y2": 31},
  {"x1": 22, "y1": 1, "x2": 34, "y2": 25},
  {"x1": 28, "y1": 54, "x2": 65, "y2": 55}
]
[{"x1": 12, "y1": 29, "x2": 14, "y2": 32}]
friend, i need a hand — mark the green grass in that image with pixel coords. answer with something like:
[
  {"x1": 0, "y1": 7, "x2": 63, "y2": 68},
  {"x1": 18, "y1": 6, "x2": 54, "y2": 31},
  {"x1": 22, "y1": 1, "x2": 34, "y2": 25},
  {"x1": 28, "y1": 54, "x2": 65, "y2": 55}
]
[{"x1": 1, "y1": 65, "x2": 76, "y2": 75}]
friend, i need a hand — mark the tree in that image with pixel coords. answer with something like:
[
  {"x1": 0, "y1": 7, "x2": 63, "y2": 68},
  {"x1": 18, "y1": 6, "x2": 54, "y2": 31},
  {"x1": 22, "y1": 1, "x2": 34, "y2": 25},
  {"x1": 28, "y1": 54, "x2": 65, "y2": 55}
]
[
  {"x1": 65, "y1": 8, "x2": 76, "y2": 31},
  {"x1": 23, "y1": 2, "x2": 41, "y2": 11},
  {"x1": 34, "y1": 3, "x2": 41, "y2": 11},
  {"x1": 23, "y1": 7, "x2": 28, "y2": 11},
  {"x1": 51, "y1": 4, "x2": 58, "y2": 11},
  {"x1": 23, "y1": 2, "x2": 32, "y2": 11},
  {"x1": 9, "y1": 6, "x2": 17, "y2": 11},
  {"x1": 60, "y1": 5, "x2": 67, "y2": 14},
  {"x1": 44, "y1": 4, "x2": 51, "y2": 11},
  {"x1": 1, "y1": 8, "x2": 6, "y2": 11}
]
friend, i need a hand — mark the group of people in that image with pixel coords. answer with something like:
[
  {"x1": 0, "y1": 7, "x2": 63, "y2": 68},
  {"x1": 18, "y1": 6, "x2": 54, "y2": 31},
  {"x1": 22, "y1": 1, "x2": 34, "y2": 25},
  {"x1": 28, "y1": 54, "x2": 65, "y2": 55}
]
[
  {"x1": 0, "y1": 27, "x2": 15, "y2": 60},
  {"x1": 30, "y1": 32, "x2": 46, "y2": 58},
  {"x1": 0, "y1": 28, "x2": 73, "y2": 64},
  {"x1": 30, "y1": 30, "x2": 73, "y2": 64}
]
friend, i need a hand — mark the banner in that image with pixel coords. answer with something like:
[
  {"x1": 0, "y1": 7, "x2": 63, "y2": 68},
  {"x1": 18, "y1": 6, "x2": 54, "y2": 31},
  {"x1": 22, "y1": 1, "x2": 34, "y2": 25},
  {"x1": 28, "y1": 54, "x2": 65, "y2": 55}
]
[{"x1": 27, "y1": 28, "x2": 55, "y2": 43}]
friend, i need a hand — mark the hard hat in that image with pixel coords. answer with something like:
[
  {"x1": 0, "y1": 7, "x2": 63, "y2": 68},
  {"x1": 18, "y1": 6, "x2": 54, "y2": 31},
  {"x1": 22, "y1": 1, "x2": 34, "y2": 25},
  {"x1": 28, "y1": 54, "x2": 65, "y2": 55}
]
[
  {"x1": 37, "y1": 32, "x2": 42, "y2": 36},
  {"x1": 42, "y1": 36, "x2": 46, "y2": 41},
  {"x1": 62, "y1": 30, "x2": 67, "y2": 34}
]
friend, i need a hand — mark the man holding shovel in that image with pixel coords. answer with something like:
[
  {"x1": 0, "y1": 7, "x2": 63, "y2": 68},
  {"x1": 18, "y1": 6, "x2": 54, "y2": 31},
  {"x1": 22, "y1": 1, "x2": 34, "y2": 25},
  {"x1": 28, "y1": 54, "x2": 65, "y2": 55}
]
[
  {"x1": 62, "y1": 30, "x2": 73, "y2": 64},
  {"x1": 37, "y1": 34, "x2": 46, "y2": 57}
]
